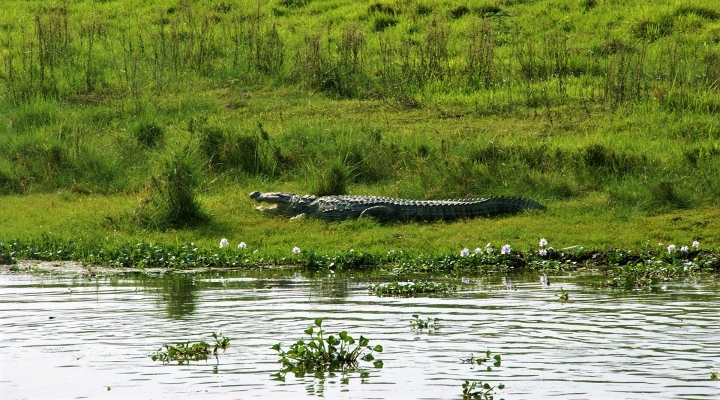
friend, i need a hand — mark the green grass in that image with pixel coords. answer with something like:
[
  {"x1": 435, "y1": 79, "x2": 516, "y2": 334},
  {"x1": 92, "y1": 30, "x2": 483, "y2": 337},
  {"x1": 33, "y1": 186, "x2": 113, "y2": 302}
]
[{"x1": 1, "y1": 0, "x2": 719, "y2": 261}]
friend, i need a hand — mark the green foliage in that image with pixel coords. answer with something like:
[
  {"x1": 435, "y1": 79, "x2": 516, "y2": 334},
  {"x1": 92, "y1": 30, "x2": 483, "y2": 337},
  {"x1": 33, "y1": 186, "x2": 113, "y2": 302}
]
[
  {"x1": 134, "y1": 147, "x2": 208, "y2": 229},
  {"x1": 369, "y1": 281, "x2": 457, "y2": 297},
  {"x1": 271, "y1": 318, "x2": 383, "y2": 379},
  {"x1": 151, "y1": 332, "x2": 230, "y2": 364},
  {"x1": 410, "y1": 314, "x2": 439, "y2": 331},
  {"x1": 557, "y1": 287, "x2": 569, "y2": 303},
  {"x1": 0, "y1": 0, "x2": 719, "y2": 215},
  {"x1": 2, "y1": 235, "x2": 718, "y2": 283},
  {"x1": 460, "y1": 351, "x2": 504, "y2": 399},
  {"x1": 606, "y1": 257, "x2": 703, "y2": 289},
  {"x1": 313, "y1": 160, "x2": 349, "y2": 196},
  {"x1": 711, "y1": 371, "x2": 719, "y2": 381},
  {"x1": 462, "y1": 379, "x2": 505, "y2": 400},
  {"x1": 461, "y1": 350, "x2": 502, "y2": 372},
  {"x1": 134, "y1": 122, "x2": 164, "y2": 149}
]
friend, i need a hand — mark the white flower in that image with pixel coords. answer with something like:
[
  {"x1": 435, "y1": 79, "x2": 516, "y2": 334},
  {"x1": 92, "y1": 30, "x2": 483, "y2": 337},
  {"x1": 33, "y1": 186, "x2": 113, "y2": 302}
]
[
  {"x1": 220, "y1": 238, "x2": 230, "y2": 248},
  {"x1": 502, "y1": 277, "x2": 512, "y2": 289},
  {"x1": 680, "y1": 245, "x2": 689, "y2": 253},
  {"x1": 461, "y1": 277, "x2": 470, "y2": 284},
  {"x1": 292, "y1": 246, "x2": 301, "y2": 254},
  {"x1": 485, "y1": 243, "x2": 494, "y2": 254},
  {"x1": 460, "y1": 248, "x2": 470, "y2": 257},
  {"x1": 501, "y1": 244, "x2": 511, "y2": 255},
  {"x1": 667, "y1": 244, "x2": 676, "y2": 253},
  {"x1": 539, "y1": 238, "x2": 548, "y2": 247},
  {"x1": 540, "y1": 274, "x2": 548, "y2": 285},
  {"x1": 692, "y1": 240, "x2": 700, "y2": 249},
  {"x1": 474, "y1": 247, "x2": 482, "y2": 254},
  {"x1": 539, "y1": 248, "x2": 548, "y2": 257},
  {"x1": 238, "y1": 241, "x2": 247, "y2": 249}
]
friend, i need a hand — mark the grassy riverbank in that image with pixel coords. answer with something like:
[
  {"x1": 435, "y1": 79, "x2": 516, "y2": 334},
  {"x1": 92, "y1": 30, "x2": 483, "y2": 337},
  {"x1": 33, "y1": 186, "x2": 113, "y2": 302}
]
[{"x1": 1, "y1": 0, "x2": 719, "y2": 266}]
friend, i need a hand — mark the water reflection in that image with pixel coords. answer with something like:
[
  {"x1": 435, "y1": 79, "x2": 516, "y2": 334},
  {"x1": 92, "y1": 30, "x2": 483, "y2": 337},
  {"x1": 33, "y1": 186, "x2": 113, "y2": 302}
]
[
  {"x1": 1, "y1": 271, "x2": 719, "y2": 399},
  {"x1": 145, "y1": 274, "x2": 199, "y2": 318}
]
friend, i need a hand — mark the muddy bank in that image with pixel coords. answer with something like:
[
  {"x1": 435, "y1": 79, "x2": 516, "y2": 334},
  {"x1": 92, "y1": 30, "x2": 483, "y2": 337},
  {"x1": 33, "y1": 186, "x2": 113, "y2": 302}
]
[{"x1": 0, "y1": 260, "x2": 267, "y2": 276}]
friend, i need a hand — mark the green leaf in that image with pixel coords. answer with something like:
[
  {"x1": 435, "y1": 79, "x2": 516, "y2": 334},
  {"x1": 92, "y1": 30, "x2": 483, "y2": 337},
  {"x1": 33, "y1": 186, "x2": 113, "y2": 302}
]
[
  {"x1": 363, "y1": 353, "x2": 375, "y2": 361},
  {"x1": 314, "y1": 318, "x2": 323, "y2": 327},
  {"x1": 373, "y1": 344, "x2": 383, "y2": 352},
  {"x1": 498, "y1": 383, "x2": 505, "y2": 389},
  {"x1": 339, "y1": 331, "x2": 348, "y2": 341},
  {"x1": 304, "y1": 327, "x2": 314, "y2": 335},
  {"x1": 373, "y1": 360, "x2": 384, "y2": 368}
]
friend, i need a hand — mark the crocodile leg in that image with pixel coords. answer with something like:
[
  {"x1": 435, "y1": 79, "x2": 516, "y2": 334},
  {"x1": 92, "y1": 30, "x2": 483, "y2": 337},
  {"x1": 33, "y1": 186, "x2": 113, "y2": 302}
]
[{"x1": 359, "y1": 205, "x2": 398, "y2": 221}]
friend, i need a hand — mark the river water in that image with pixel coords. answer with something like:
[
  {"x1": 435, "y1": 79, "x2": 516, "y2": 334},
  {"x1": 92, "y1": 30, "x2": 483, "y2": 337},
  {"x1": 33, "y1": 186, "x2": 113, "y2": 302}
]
[{"x1": 1, "y1": 269, "x2": 719, "y2": 400}]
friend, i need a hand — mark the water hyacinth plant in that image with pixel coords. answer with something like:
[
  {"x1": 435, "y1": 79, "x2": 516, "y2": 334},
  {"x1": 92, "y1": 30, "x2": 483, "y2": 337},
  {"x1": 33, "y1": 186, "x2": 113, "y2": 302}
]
[
  {"x1": 460, "y1": 351, "x2": 502, "y2": 372},
  {"x1": 460, "y1": 351, "x2": 504, "y2": 400},
  {"x1": 410, "y1": 314, "x2": 439, "y2": 331},
  {"x1": 501, "y1": 244, "x2": 511, "y2": 255},
  {"x1": 271, "y1": 318, "x2": 383, "y2": 379},
  {"x1": 1, "y1": 236, "x2": 717, "y2": 284},
  {"x1": 151, "y1": 332, "x2": 230, "y2": 364},
  {"x1": 369, "y1": 281, "x2": 457, "y2": 297},
  {"x1": 557, "y1": 288, "x2": 569, "y2": 303},
  {"x1": 461, "y1": 379, "x2": 505, "y2": 400}
]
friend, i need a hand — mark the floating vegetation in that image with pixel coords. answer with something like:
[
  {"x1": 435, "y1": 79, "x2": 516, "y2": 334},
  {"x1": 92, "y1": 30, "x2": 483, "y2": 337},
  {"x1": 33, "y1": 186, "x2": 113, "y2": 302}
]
[
  {"x1": 461, "y1": 379, "x2": 505, "y2": 400},
  {"x1": 151, "y1": 332, "x2": 230, "y2": 364},
  {"x1": 557, "y1": 287, "x2": 569, "y2": 303},
  {"x1": 271, "y1": 318, "x2": 383, "y2": 379},
  {"x1": 369, "y1": 281, "x2": 457, "y2": 297},
  {"x1": 410, "y1": 314, "x2": 439, "y2": 331},
  {"x1": 1, "y1": 237, "x2": 718, "y2": 289},
  {"x1": 460, "y1": 351, "x2": 504, "y2": 399},
  {"x1": 460, "y1": 351, "x2": 502, "y2": 372},
  {"x1": 711, "y1": 371, "x2": 718, "y2": 381}
]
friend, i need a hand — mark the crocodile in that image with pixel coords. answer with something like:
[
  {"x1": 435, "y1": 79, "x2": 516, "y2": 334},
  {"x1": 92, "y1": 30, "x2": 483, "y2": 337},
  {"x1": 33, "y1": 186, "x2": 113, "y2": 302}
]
[{"x1": 250, "y1": 191, "x2": 546, "y2": 222}]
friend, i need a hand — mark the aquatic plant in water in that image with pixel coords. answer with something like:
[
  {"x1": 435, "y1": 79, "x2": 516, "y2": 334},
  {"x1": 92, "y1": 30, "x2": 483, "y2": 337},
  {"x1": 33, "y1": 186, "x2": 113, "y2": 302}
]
[
  {"x1": 462, "y1": 379, "x2": 505, "y2": 400},
  {"x1": 410, "y1": 314, "x2": 439, "y2": 331},
  {"x1": 460, "y1": 351, "x2": 504, "y2": 400},
  {"x1": 151, "y1": 332, "x2": 230, "y2": 364},
  {"x1": 557, "y1": 287, "x2": 569, "y2": 303},
  {"x1": 369, "y1": 281, "x2": 457, "y2": 297},
  {"x1": 461, "y1": 351, "x2": 502, "y2": 371},
  {"x1": 271, "y1": 318, "x2": 383, "y2": 379}
]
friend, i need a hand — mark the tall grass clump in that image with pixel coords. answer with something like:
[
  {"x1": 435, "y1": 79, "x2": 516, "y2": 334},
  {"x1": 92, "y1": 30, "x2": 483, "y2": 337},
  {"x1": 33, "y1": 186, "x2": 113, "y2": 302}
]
[
  {"x1": 191, "y1": 118, "x2": 277, "y2": 178},
  {"x1": 313, "y1": 158, "x2": 350, "y2": 196},
  {"x1": 134, "y1": 147, "x2": 208, "y2": 229}
]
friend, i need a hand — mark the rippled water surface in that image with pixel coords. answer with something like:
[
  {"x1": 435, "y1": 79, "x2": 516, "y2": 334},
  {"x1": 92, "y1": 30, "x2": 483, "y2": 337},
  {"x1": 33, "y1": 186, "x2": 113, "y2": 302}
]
[{"x1": 1, "y1": 270, "x2": 719, "y2": 400}]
